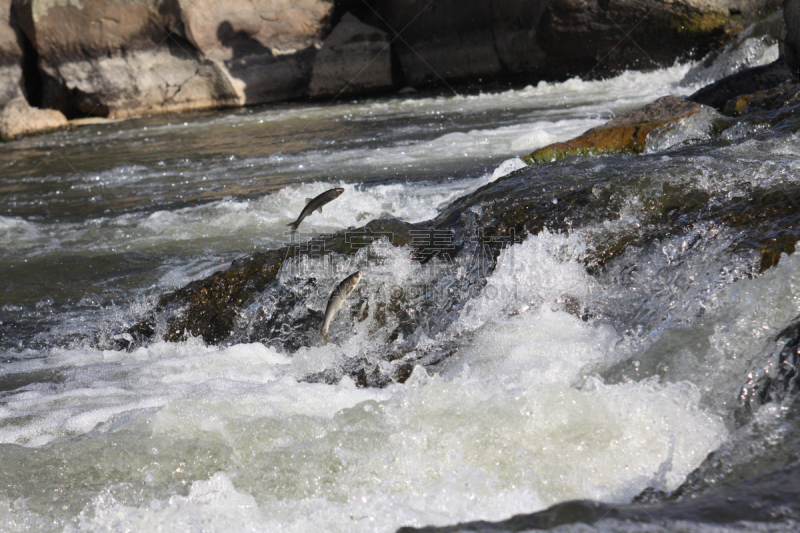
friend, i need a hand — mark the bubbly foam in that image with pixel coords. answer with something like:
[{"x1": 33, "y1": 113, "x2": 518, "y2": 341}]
[{"x1": 0, "y1": 227, "x2": 729, "y2": 532}]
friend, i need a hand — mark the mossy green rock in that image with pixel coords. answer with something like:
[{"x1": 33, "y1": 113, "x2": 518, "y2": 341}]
[{"x1": 524, "y1": 96, "x2": 704, "y2": 163}]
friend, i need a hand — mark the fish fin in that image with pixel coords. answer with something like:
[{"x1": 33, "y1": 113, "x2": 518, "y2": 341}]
[
  {"x1": 317, "y1": 206, "x2": 323, "y2": 213},
  {"x1": 341, "y1": 299, "x2": 347, "y2": 307},
  {"x1": 305, "y1": 198, "x2": 312, "y2": 204}
]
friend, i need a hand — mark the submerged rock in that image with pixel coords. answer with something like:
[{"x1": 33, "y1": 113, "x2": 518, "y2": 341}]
[
  {"x1": 523, "y1": 96, "x2": 706, "y2": 163},
  {"x1": 739, "y1": 315, "x2": 800, "y2": 410}
]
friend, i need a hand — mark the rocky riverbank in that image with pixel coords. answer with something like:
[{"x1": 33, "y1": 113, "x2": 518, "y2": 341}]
[{"x1": 0, "y1": 0, "x2": 784, "y2": 140}]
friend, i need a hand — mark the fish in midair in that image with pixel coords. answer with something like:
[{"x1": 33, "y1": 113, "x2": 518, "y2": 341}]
[
  {"x1": 319, "y1": 271, "x2": 362, "y2": 343},
  {"x1": 287, "y1": 187, "x2": 345, "y2": 234}
]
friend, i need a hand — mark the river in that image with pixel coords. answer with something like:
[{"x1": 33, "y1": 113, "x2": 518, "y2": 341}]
[{"x1": 1, "y1": 35, "x2": 797, "y2": 532}]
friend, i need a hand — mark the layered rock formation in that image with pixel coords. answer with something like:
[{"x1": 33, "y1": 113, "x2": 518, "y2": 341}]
[{"x1": 0, "y1": 0, "x2": 784, "y2": 139}]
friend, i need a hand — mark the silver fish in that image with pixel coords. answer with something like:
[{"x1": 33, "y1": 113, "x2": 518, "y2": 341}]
[
  {"x1": 319, "y1": 271, "x2": 362, "y2": 343},
  {"x1": 287, "y1": 187, "x2": 345, "y2": 233}
]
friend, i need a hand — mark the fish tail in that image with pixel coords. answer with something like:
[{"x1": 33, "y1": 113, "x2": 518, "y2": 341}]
[
  {"x1": 317, "y1": 330, "x2": 329, "y2": 344},
  {"x1": 287, "y1": 221, "x2": 299, "y2": 233}
]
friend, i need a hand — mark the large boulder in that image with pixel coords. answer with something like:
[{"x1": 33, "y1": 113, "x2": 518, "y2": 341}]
[
  {"x1": 308, "y1": 13, "x2": 392, "y2": 98},
  {"x1": 10, "y1": 0, "x2": 334, "y2": 116},
  {"x1": 538, "y1": 0, "x2": 780, "y2": 74},
  {"x1": 41, "y1": 47, "x2": 242, "y2": 119},
  {"x1": 181, "y1": 0, "x2": 330, "y2": 61},
  {"x1": 0, "y1": 0, "x2": 785, "y2": 124},
  {"x1": 181, "y1": 0, "x2": 332, "y2": 105},
  {"x1": 12, "y1": 0, "x2": 232, "y2": 116},
  {"x1": 689, "y1": 57, "x2": 797, "y2": 110}
]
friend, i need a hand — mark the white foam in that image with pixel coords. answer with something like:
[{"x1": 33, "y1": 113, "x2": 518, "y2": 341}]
[
  {"x1": 2, "y1": 222, "x2": 730, "y2": 532},
  {"x1": 456, "y1": 229, "x2": 596, "y2": 333},
  {"x1": 52, "y1": 352, "x2": 724, "y2": 533}
]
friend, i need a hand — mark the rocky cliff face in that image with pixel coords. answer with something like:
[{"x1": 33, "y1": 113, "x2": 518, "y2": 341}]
[{"x1": 0, "y1": 0, "x2": 784, "y2": 139}]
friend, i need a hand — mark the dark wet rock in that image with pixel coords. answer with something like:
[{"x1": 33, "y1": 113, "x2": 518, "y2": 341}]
[
  {"x1": 523, "y1": 96, "x2": 706, "y2": 163},
  {"x1": 397, "y1": 464, "x2": 800, "y2": 532},
  {"x1": 308, "y1": 13, "x2": 392, "y2": 99},
  {"x1": 0, "y1": 96, "x2": 67, "y2": 140},
  {"x1": 151, "y1": 218, "x2": 420, "y2": 345},
  {"x1": 784, "y1": 0, "x2": 800, "y2": 68},
  {"x1": 370, "y1": 0, "x2": 548, "y2": 86},
  {"x1": 136, "y1": 150, "x2": 800, "y2": 353},
  {"x1": 723, "y1": 78, "x2": 800, "y2": 116},
  {"x1": 538, "y1": 0, "x2": 777, "y2": 76},
  {"x1": 131, "y1": 150, "x2": 800, "y2": 386},
  {"x1": 689, "y1": 57, "x2": 798, "y2": 110}
]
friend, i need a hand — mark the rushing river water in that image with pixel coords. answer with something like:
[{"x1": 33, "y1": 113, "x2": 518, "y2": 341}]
[{"x1": 2, "y1": 34, "x2": 799, "y2": 532}]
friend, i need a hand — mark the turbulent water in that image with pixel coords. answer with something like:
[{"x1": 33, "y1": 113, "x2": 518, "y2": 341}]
[{"x1": 1, "y1": 35, "x2": 798, "y2": 532}]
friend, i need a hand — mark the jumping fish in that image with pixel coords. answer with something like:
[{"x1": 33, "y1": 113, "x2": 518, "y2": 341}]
[
  {"x1": 319, "y1": 271, "x2": 362, "y2": 343},
  {"x1": 287, "y1": 187, "x2": 345, "y2": 233}
]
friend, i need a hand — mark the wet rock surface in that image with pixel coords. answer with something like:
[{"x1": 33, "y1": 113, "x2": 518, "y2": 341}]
[
  {"x1": 689, "y1": 57, "x2": 798, "y2": 110},
  {"x1": 538, "y1": 0, "x2": 777, "y2": 75},
  {"x1": 523, "y1": 96, "x2": 706, "y2": 163},
  {"x1": 146, "y1": 218, "x2": 420, "y2": 345}
]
